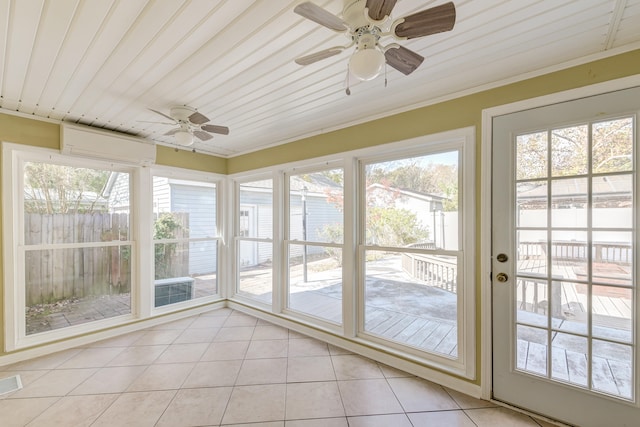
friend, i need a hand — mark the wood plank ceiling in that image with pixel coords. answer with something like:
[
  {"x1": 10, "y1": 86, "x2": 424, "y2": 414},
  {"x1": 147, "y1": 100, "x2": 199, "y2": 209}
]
[{"x1": 1, "y1": 0, "x2": 639, "y2": 157}]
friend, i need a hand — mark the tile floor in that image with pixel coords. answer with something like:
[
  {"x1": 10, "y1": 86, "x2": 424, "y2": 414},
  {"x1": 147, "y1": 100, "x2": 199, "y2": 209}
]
[{"x1": 0, "y1": 308, "x2": 558, "y2": 426}]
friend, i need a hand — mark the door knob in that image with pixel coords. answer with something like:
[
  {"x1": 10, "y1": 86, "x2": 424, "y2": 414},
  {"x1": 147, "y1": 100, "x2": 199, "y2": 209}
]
[{"x1": 495, "y1": 272, "x2": 509, "y2": 282}]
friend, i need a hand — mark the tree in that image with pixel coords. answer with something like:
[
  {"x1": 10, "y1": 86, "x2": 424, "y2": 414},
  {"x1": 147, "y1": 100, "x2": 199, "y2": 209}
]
[{"x1": 23, "y1": 162, "x2": 111, "y2": 214}]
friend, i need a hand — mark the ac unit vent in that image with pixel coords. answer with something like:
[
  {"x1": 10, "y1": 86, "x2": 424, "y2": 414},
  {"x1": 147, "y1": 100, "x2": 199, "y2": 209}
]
[{"x1": 60, "y1": 124, "x2": 156, "y2": 166}]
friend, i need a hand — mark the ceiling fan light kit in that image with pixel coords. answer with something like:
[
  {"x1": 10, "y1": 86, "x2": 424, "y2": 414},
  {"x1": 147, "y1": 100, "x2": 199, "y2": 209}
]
[
  {"x1": 294, "y1": 0, "x2": 456, "y2": 86},
  {"x1": 146, "y1": 105, "x2": 229, "y2": 148}
]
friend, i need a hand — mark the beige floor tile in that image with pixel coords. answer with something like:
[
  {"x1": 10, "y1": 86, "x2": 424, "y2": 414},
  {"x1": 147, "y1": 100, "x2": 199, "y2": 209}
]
[
  {"x1": 445, "y1": 388, "x2": 497, "y2": 409},
  {"x1": 9, "y1": 368, "x2": 96, "y2": 398},
  {"x1": 331, "y1": 355, "x2": 384, "y2": 380},
  {"x1": 465, "y1": 407, "x2": 542, "y2": 427},
  {"x1": 201, "y1": 340, "x2": 250, "y2": 361},
  {"x1": 224, "y1": 313, "x2": 259, "y2": 327},
  {"x1": 155, "y1": 387, "x2": 233, "y2": 427},
  {"x1": 288, "y1": 338, "x2": 330, "y2": 357},
  {"x1": 214, "y1": 326, "x2": 255, "y2": 341},
  {"x1": 252, "y1": 325, "x2": 289, "y2": 340},
  {"x1": 387, "y1": 377, "x2": 459, "y2": 412},
  {"x1": 347, "y1": 413, "x2": 413, "y2": 427},
  {"x1": 182, "y1": 360, "x2": 242, "y2": 387},
  {"x1": 87, "y1": 331, "x2": 147, "y2": 348},
  {"x1": 246, "y1": 339, "x2": 289, "y2": 359},
  {"x1": 26, "y1": 394, "x2": 117, "y2": 427},
  {"x1": 126, "y1": 363, "x2": 194, "y2": 391},
  {"x1": 154, "y1": 342, "x2": 209, "y2": 363},
  {"x1": 236, "y1": 358, "x2": 287, "y2": 385},
  {"x1": 91, "y1": 390, "x2": 176, "y2": 427},
  {"x1": 221, "y1": 384, "x2": 286, "y2": 424},
  {"x1": 327, "y1": 344, "x2": 352, "y2": 355},
  {"x1": 133, "y1": 329, "x2": 181, "y2": 345},
  {"x1": 378, "y1": 363, "x2": 414, "y2": 378},
  {"x1": 408, "y1": 410, "x2": 477, "y2": 427},
  {"x1": 69, "y1": 365, "x2": 147, "y2": 395},
  {"x1": 285, "y1": 381, "x2": 345, "y2": 420},
  {"x1": 189, "y1": 315, "x2": 228, "y2": 328},
  {"x1": 0, "y1": 370, "x2": 48, "y2": 399},
  {"x1": 337, "y1": 379, "x2": 403, "y2": 416},
  {"x1": 57, "y1": 347, "x2": 124, "y2": 368},
  {"x1": 1, "y1": 349, "x2": 82, "y2": 371},
  {"x1": 148, "y1": 317, "x2": 196, "y2": 330},
  {"x1": 0, "y1": 397, "x2": 59, "y2": 427},
  {"x1": 287, "y1": 356, "x2": 335, "y2": 382},
  {"x1": 232, "y1": 422, "x2": 284, "y2": 427},
  {"x1": 286, "y1": 418, "x2": 348, "y2": 427},
  {"x1": 173, "y1": 326, "x2": 220, "y2": 343},
  {"x1": 106, "y1": 345, "x2": 167, "y2": 366}
]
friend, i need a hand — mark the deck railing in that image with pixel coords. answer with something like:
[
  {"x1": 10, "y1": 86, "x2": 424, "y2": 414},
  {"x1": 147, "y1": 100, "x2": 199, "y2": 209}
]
[
  {"x1": 401, "y1": 244, "x2": 457, "y2": 293},
  {"x1": 520, "y1": 240, "x2": 632, "y2": 265}
]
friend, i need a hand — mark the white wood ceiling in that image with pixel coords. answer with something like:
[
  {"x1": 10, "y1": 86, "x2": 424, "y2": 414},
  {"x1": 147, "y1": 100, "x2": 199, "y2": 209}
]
[{"x1": 1, "y1": 0, "x2": 639, "y2": 157}]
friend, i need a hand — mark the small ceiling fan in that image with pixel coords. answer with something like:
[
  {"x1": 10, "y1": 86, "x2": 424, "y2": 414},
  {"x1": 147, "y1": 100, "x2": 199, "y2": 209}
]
[
  {"x1": 294, "y1": 0, "x2": 456, "y2": 83},
  {"x1": 146, "y1": 105, "x2": 229, "y2": 146}
]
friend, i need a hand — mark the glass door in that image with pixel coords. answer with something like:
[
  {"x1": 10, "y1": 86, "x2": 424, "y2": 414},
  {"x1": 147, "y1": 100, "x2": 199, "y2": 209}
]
[{"x1": 492, "y1": 87, "x2": 640, "y2": 426}]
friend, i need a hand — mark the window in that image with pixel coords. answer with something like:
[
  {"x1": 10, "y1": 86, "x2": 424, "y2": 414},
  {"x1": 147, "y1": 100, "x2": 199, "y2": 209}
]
[
  {"x1": 286, "y1": 167, "x2": 344, "y2": 325},
  {"x1": 236, "y1": 178, "x2": 274, "y2": 304},
  {"x1": 3, "y1": 146, "x2": 136, "y2": 348},
  {"x1": 152, "y1": 174, "x2": 219, "y2": 309}
]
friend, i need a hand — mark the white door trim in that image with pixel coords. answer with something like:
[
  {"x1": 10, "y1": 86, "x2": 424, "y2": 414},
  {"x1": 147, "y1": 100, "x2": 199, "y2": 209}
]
[{"x1": 480, "y1": 73, "x2": 640, "y2": 400}]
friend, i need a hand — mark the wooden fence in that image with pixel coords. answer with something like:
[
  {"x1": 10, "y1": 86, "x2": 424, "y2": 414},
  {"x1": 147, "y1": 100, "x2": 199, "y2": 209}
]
[
  {"x1": 24, "y1": 212, "x2": 191, "y2": 306},
  {"x1": 25, "y1": 212, "x2": 131, "y2": 306}
]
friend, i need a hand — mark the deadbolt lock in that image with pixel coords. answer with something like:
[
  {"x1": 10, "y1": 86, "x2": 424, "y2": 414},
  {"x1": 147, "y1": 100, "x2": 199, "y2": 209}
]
[
  {"x1": 495, "y1": 272, "x2": 509, "y2": 282},
  {"x1": 496, "y1": 253, "x2": 508, "y2": 263}
]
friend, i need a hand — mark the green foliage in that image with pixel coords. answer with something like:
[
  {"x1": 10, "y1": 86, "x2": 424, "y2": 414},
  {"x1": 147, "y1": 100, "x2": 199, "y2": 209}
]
[
  {"x1": 23, "y1": 162, "x2": 111, "y2": 213},
  {"x1": 154, "y1": 213, "x2": 185, "y2": 279},
  {"x1": 367, "y1": 207, "x2": 429, "y2": 246},
  {"x1": 318, "y1": 223, "x2": 344, "y2": 265}
]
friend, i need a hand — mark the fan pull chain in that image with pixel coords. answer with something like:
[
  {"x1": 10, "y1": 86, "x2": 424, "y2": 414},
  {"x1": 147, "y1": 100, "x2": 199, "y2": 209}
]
[
  {"x1": 384, "y1": 62, "x2": 388, "y2": 88},
  {"x1": 346, "y1": 67, "x2": 351, "y2": 96}
]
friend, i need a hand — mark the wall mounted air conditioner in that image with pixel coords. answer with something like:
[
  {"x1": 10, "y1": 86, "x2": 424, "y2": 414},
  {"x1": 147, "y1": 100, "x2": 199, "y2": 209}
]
[{"x1": 60, "y1": 123, "x2": 156, "y2": 166}]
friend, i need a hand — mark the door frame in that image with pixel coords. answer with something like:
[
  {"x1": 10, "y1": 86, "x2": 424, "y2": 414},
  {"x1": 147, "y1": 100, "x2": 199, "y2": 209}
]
[{"x1": 480, "y1": 74, "x2": 640, "y2": 401}]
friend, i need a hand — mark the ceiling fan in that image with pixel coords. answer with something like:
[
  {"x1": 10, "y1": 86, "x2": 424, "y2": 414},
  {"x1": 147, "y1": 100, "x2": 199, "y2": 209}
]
[
  {"x1": 147, "y1": 105, "x2": 229, "y2": 147},
  {"x1": 294, "y1": 0, "x2": 456, "y2": 84}
]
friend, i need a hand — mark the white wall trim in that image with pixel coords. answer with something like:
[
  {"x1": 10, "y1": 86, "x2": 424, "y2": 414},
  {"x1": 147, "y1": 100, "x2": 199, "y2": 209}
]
[{"x1": 479, "y1": 73, "x2": 640, "y2": 400}]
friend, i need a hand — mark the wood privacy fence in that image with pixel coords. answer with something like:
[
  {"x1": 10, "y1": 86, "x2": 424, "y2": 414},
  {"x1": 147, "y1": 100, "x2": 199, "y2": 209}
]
[{"x1": 25, "y1": 212, "x2": 131, "y2": 306}]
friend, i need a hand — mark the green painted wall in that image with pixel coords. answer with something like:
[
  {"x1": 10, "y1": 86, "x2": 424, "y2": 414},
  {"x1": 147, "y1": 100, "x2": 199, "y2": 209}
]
[{"x1": 1, "y1": 49, "x2": 639, "y2": 387}]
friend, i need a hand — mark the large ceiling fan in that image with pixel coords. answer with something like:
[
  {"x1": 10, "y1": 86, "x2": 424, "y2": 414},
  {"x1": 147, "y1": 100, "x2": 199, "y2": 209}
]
[
  {"x1": 294, "y1": 0, "x2": 456, "y2": 84},
  {"x1": 147, "y1": 105, "x2": 229, "y2": 147}
]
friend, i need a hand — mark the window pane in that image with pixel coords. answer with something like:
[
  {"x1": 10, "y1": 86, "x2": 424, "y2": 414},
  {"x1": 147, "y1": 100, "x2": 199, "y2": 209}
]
[
  {"x1": 593, "y1": 174, "x2": 632, "y2": 229},
  {"x1": 592, "y1": 285, "x2": 632, "y2": 343},
  {"x1": 551, "y1": 333, "x2": 588, "y2": 387},
  {"x1": 288, "y1": 244, "x2": 342, "y2": 324},
  {"x1": 517, "y1": 181, "x2": 547, "y2": 227},
  {"x1": 240, "y1": 179, "x2": 273, "y2": 239},
  {"x1": 154, "y1": 240, "x2": 217, "y2": 307},
  {"x1": 25, "y1": 246, "x2": 131, "y2": 335},
  {"x1": 592, "y1": 340, "x2": 632, "y2": 399},
  {"x1": 24, "y1": 163, "x2": 130, "y2": 243},
  {"x1": 153, "y1": 177, "x2": 217, "y2": 238},
  {"x1": 592, "y1": 118, "x2": 633, "y2": 173},
  {"x1": 551, "y1": 125, "x2": 588, "y2": 177},
  {"x1": 517, "y1": 230, "x2": 547, "y2": 276},
  {"x1": 516, "y1": 278, "x2": 548, "y2": 328},
  {"x1": 365, "y1": 151, "x2": 458, "y2": 250},
  {"x1": 517, "y1": 132, "x2": 547, "y2": 180},
  {"x1": 592, "y1": 231, "x2": 632, "y2": 286},
  {"x1": 238, "y1": 239, "x2": 273, "y2": 304},
  {"x1": 551, "y1": 178, "x2": 587, "y2": 228},
  {"x1": 516, "y1": 325, "x2": 547, "y2": 376},
  {"x1": 364, "y1": 250, "x2": 458, "y2": 358},
  {"x1": 289, "y1": 170, "x2": 343, "y2": 244}
]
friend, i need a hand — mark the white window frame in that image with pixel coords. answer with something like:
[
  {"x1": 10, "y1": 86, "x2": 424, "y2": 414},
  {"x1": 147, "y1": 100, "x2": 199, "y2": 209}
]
[
  {"x1": 232, "y1": 174, "x2": 276, "y2": 308},
  {"x1": 228, "y1": 127, "x2": 475, "y2": 378},
  {"x1": 355, "y1": 131, "x2": 475, "y2": 378},
  {"x1": 2, "y1": 143, "x2": 139, "y2": 350},
  {"x1": 150, "y1": 166, "x2": 224, "y2": 315}
]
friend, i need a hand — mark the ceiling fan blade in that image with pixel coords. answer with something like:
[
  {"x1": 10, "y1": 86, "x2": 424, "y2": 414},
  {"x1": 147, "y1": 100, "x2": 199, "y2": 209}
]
[
  {"x1": 295, "y1": 47, "x2": 344, "y2": 65},
  {"x1": 394, "y1": 1, "x2": 456, "y2": 39},
  {"x1": 201, "y1": 124, "x2": 229, "y2": 135},
  {"x1": 294, "y1": 2, "x2": 348, "y2": 32},
  {"x1": 138, "y1": 120, "x2": 175, "y2": 125},
  {"x1": 149, "y1": 108, "x2": 176, "y2": 122},
  {"x1": 385, "y1": 45, "x2": 424, "y2": 75},
  {"x1": 188, "y1": 111, "x2": 210, "y2": 125},
  {"x1": 366, "y1": 0, "x2": 397, "y2": 21},
  {"x1": 164, "y1": 128, "x2": 179, "y2": 136},
  {"x1": 194, "y1": 130, "x2": 213, "y2": 141}
]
